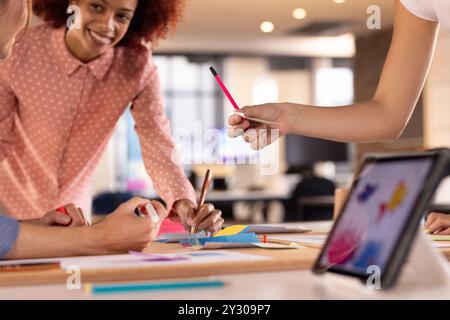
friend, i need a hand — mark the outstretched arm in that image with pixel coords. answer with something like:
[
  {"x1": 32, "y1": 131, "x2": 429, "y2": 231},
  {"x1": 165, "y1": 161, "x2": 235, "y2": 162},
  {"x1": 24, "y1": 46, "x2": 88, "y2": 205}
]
[{"x1": 229, "y1": 0, "x2": 439, "y2": 146}]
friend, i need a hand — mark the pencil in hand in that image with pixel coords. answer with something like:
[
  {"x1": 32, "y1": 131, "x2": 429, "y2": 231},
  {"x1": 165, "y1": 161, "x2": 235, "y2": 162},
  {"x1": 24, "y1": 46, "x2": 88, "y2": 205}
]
[{"x1": 191, "y1": 169, "x2": 213, "y2": 236}]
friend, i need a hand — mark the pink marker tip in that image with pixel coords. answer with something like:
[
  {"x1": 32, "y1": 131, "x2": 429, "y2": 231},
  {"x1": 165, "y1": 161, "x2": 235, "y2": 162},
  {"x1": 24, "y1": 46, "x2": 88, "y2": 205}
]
[{"x1": 209, "y1": 66, "x2": 240, "y2": 111}]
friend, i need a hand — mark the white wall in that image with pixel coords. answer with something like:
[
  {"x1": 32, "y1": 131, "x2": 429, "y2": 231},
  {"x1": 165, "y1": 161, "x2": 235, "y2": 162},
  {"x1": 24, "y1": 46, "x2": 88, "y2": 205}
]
[
  {"x1": 223, "y1": 57, "x2": 312, "y2": 192},
  {"x1": 272, "y1": 70, "x2": 312, "y2": 106}
]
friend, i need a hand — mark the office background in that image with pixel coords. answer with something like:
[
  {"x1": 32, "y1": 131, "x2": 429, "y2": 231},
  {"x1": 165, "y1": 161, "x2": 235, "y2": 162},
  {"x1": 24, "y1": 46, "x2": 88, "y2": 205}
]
[{"x1": 32, "y1": 0, "x2": 450, "y2": 221}]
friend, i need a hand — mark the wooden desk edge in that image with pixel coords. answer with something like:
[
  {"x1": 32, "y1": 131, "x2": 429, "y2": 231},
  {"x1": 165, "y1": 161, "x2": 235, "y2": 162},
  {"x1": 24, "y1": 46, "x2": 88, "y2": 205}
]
[{"x1": 1, "y1": 237, "x2": 449, "y2": 287}]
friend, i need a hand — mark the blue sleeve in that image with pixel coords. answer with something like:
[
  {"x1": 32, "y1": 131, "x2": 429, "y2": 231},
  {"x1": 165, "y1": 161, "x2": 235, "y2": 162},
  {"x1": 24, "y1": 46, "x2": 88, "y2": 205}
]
[{"x1": 0, "y1": 215, "x2": 19, "y2": 258}]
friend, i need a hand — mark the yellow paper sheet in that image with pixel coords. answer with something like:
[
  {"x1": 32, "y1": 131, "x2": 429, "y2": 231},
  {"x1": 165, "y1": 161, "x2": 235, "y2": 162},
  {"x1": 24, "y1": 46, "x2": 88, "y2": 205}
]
[
  {"x1": 214, "y1": 225, "x2": 248, "y2": 237},
  {"x1": 430, "y1": 235, "x2": 450, "y2": 241}
]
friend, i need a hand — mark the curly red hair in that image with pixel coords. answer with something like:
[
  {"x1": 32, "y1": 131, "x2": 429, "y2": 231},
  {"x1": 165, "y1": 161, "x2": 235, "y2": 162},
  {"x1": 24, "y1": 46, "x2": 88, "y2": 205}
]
[{"x1": 33, "y1": 0, "x2": 186, "y2": 47}]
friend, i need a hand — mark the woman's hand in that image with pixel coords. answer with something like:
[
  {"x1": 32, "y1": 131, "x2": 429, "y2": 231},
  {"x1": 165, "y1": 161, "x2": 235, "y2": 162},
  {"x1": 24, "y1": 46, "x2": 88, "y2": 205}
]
[
  {"x1": 227, "y1": 103, "x2": 296, "y2": 150},
  {"x1": 93, "y1": 197, "x2": 168, "y2": 253},
  {"x1": 25, "y1": 204, "x2": 88, "y2": 227},
  {"x1": 171, "y1": 199, "x2": 224, "y2": 234},
  {"x1": 425, "y1": 212, "x2": 450, "y2": 235}
]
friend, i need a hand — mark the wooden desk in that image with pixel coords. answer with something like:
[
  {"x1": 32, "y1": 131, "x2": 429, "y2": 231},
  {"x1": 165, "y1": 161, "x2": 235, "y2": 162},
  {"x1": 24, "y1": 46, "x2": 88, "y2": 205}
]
[
  {"x1": 0, "y1": 223, "x2": 329, "y2": 287},
  {"x1": 1, "y1": 220, "x2": 450, "y2": 299},
  {"x1": 1, "y1": 223, "x2": 450, "y2": 288},
  {"x1": 0, "y1": 240, "x2": 320, "y2": 287}
]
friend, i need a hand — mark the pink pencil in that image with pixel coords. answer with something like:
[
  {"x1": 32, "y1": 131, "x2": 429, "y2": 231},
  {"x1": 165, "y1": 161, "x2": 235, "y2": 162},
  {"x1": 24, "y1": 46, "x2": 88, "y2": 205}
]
[
  {"x1": 209, "y1": 67, "x2": 240, "y2": 111},
  {"x1": 210, "y1": 66, "x2": 277, "y2": 127}
]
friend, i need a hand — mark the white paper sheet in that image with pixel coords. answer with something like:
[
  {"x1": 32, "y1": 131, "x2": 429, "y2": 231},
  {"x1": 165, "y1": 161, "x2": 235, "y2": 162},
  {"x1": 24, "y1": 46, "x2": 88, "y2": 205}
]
[
  {"x1": 156, "y1": 231, "x2": 209, "y2": 243},
  {"x1": 268, "y1": 235, "x2": 327, "y2": 246},
  {"x1": 0, "y1": 251, "x2": 270, "y2": 270},
  {"x1": 432, "y1": 242, "x2": 450, "y2": 248},
  {"x1": 244, "y1": 224, "x2": 311, "y2": 234}
]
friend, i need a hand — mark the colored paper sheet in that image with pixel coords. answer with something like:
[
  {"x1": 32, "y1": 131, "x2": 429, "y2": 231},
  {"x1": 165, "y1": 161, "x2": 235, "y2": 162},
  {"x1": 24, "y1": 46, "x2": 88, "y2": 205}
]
[
  {"x1": 197, "y1": 242, "x2": 255, "y2": 249},
  {"x1": 429, "y1": 235, "x2": 450, "y2": 241},
  {"x1": 214, "y1": 225, "x2": 249, "y2": 237},
  {"x1": 195, "y1": 242, "x2": 302, "y2": 250},
  {"x1": 181, "y1": 232, "x2": 259, "y2": 247},
  {"x1": 156, "y1": 231, "x2": 209, "y2": 243},
  {"x1": 210, "y1": 233, "x2": 259, "y2": 243}
]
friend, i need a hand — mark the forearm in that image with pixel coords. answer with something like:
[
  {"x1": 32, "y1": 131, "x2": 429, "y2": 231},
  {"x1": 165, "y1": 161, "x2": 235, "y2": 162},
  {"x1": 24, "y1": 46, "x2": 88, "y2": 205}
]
[
  {"x1": 286, "y1": 2, "x2": 438, "y2": 144},
  {"x1": 287, "y1": 99, "x2": 406, "y2": 143},
  {"x1": 4, "y1": 224, "x2": 107, "y2": 260}
]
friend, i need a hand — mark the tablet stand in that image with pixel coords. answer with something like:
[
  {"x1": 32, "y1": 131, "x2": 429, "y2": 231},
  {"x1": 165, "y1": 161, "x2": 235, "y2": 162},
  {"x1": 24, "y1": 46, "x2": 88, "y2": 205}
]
[{"x1": 318, "y1": 231, "x2": 450, "y2": 297}]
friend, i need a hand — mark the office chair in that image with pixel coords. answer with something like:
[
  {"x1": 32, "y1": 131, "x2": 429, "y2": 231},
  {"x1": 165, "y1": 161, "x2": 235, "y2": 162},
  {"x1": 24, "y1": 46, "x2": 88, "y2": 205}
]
[
  {"x1": 92, "y1": 192, "x2": 135, "y2": 215},
  {"x1": 284, "y1": 175, "x2": 336, "y2": 221}
]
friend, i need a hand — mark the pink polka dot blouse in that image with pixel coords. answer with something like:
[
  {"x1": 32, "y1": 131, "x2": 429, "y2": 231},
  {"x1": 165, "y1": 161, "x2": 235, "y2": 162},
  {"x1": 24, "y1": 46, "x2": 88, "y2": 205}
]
[{"x1": 0, "y1": 24, "x2": 196, "y2": 220}]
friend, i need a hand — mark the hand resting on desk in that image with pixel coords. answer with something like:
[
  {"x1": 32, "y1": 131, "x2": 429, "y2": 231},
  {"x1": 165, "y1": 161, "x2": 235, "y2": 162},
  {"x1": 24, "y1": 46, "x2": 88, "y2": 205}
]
[
  {"x1": 4, "y1": 197, "x2": 167, "y2": 260},
  {"x1": 425, "y1": 212, "x2": 450, "y2": 235}
]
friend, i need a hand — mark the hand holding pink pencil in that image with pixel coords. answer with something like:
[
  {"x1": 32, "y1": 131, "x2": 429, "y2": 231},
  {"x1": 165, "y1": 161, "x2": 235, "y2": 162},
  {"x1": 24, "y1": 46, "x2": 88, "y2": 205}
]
[
  {"x1": 209, "y1": 67, "x2": 277, "y2": 126},
  {"x1": 216, "y1": 66, "x2": 293, "y2": 150}
]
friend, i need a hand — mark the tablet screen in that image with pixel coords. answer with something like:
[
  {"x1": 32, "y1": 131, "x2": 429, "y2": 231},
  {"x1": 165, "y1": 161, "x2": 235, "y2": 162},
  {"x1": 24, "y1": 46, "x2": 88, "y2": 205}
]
[{"x1": 317, "y1": 157, "x2": 433, "y2": 276}]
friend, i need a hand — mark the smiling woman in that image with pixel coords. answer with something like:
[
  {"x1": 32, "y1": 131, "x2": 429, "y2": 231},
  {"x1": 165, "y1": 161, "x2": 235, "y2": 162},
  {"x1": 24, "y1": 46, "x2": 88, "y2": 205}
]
[
  {"x1": 32, "y1": 0, "x2": 187, "y2": 62},
  {"x1": 0, "y1": 0, "x2": 224, "y2": 236},
  {"x1": 33, "y1": 0, "x2": 185, "y2": 47},
  {"x1": 0, "y1": 0, "x2": 193, "y2": 261}
]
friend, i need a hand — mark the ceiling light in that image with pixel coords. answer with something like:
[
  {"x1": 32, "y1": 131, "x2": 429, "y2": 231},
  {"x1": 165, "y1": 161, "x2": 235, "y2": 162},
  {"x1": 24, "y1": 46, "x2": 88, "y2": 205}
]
[
  {"x1": 333, "y1": 0, "x2": 346, "y2": 3},
  {"x1": 260, "y1": 21, "x2": 275, "y2": 33},
  {"x1": 293, "y1": 8, "x2": 307, "y2": 20}
]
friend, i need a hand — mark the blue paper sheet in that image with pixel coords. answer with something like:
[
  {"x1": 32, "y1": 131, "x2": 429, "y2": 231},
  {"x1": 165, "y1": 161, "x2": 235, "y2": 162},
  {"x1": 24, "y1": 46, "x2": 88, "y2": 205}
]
[{"x1": 181, "y1": 232, "x2": 259, "y2": 246}]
